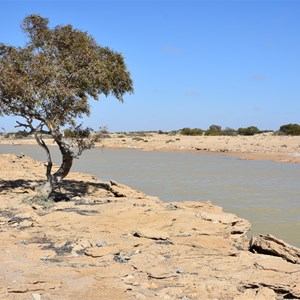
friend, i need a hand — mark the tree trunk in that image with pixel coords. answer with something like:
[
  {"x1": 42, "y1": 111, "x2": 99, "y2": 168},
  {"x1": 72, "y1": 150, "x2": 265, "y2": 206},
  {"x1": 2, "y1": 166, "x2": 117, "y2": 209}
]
[
  {"x1": 35, "y1": 128, "x2": 74, "y2": 199},
  {"x1": 39, "y1": 180, "x2": 53, "y2": 198},
  {"x1": 52, "y1": 140, "x2": 74, "y2": 184}
]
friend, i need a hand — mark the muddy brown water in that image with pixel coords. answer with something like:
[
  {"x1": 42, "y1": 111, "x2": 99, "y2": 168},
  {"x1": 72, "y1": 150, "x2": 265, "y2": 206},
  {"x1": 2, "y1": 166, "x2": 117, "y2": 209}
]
[{"x1": 1, "y1": 145, "x2": 299, "y2": 247}]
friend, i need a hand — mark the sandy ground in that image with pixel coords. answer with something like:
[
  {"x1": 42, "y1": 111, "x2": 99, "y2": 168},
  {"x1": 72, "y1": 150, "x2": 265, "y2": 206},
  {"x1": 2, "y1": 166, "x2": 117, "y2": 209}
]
[
  {"x1": 100, "y1": 133, "x2": 300, "y2": 163},
  {"x1": 0, "y1": 154, "x2": 300, "y2": 299},
  {"x1": 1, "y1": 132, "x2": 300, "y2": 163}
]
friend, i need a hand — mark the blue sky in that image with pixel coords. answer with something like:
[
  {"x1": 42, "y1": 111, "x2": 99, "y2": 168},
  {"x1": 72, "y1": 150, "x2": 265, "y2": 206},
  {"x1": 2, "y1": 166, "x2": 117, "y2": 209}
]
[{"x1": 0, "y1": 0, "x2": 300, "y2": 132}]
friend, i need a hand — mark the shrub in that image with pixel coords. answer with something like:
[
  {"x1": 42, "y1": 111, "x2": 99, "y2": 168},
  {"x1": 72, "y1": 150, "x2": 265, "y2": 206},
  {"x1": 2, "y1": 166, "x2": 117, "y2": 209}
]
[
  {"x1": 132, "y1": 137, "x2": 144, "y2": 141},
  {"x1": 168, "y1": 130, "x2": 178, "y2": 136},
  {"x1": 237, "y1": 126, "x2": 260, "y2": 136},
  {"x1": 205, "y1": 124, "x2": 222, "y2": 136},
  {"x1": 180, "y1": 127, "x2": 204, "y2": 136},
  {"x1": 222, "y1": 127, "x2": 237, "y2": 136},
  {"x1": 14, "y1": 131, "x2": 30, "y2": 139},
  {"x1": 279, "y1": 124, "x2": 300, "y2": 136}
]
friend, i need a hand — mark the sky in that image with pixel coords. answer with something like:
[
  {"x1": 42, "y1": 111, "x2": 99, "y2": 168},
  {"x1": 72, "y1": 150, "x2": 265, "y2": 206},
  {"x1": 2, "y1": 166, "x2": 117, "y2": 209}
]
[{"x1": 0, "y1": 0, "x2": 300, "y2": 132}]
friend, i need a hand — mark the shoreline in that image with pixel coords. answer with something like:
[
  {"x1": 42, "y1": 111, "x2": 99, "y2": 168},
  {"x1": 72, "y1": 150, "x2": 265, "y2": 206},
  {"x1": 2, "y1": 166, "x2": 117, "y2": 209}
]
[
  {"x1": 96, "y1": 144, "x2": 300, "y2": 164},
  {"x1": 2, "y1": 133, "x2": 300, "y2": 163},
  {"x1": 0, "y1": 153, "x2": 300, "y2": 299}
]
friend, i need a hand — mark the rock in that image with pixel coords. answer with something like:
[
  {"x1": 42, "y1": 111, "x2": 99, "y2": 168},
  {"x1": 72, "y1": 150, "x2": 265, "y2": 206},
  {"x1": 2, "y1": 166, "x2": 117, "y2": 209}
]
[
  {"x1": 250, "y1": 234, "x2": 300, "y2": 264},
  {"x1": 108, "y1": 180, "x2": 145, "y2": 198},
  {"x1": 95, "y1": 241, "x2": 107, "y2": 247},
  {"x1": 234, "y1": 287, "x2": 276, "y2": 300},
  {"x1": 114, "y1": 253, "x2": 129, "y2": 263},
  {"x1": 196, "y1": 210, "x2": 251, "y2": 235},
  {"x1": 132, "y1": 230, "x2": 170, "y2": 241},
  {"x1": 32, "y1": 293, "x2": 41, "y2": 300},
  {"x1": 84, "y1": 246, "x2": 118, "y2": 258},
  {"x1": 1, "y1": 154, "x2": 300, "y2": 299}
]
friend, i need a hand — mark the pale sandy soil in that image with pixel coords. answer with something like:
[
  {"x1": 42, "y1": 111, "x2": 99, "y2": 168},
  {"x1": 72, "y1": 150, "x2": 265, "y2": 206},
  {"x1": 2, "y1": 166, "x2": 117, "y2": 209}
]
[
  {"x1": 100, "y1": 133, "x2": 300, "y2": 163},
  {"x1": 0, "y1": 154, "x2": 300, "y2": 299},
  {"x1": 2, "y1": 133, "x2": 300, "y2": 163}
]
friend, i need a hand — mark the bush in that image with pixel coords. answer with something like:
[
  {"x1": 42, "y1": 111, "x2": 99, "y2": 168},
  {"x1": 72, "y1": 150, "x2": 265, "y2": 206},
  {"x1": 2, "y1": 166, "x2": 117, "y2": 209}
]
[
  {"x1": 180, "y1": 128, "x2": 204, "y2": 136},
  {"x1": 132, "y1": 137, "x2": 144, "y2": 141},
  {"x1": 279, "y1": 124, "x2": 300, "y2": 136},
  {"x1": 205, "y1": 125, "x2": 222, "y2": 136},
  {"x1": 222, "y1": 127, "x2": 237, "y2": 136},
  {"x1": 237, "y1": 126, "x2": 260, "y2": 136}
]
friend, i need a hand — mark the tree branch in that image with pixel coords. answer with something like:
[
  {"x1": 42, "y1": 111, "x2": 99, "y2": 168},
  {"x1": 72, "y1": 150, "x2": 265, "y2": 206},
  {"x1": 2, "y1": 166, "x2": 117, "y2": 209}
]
[{"x1": 15, "y1": 118, "x2": 51, "y2": 135}]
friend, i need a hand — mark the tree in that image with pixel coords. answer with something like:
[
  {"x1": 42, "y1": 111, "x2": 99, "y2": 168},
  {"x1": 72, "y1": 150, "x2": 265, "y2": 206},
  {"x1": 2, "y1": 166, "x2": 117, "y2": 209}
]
[
  {"x1": 222, "y1": 127, "x2": 237, "y2": 136},
  {"x1": 205, "y1": 124, "x2": 222, "y2": 136},
  {"x1": 0, "y1": 15, "x2": 133, "y2": 198},
  {"x1": 180, "y1": 127, "x2": 204, "y2": 136},
  {"x1": 279, "y1": 124, "x2": 300, "y2": 136},
  {"x1": 237, "y1": 126, "x2": 260, "y2": 136}
]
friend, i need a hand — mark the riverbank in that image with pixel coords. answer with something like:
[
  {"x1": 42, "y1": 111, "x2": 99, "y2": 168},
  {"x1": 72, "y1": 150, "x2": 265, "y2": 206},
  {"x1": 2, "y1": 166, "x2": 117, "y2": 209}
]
[
  {"x1": 100, "y1": 133, "x2": 300, "y2": 163},
  {"x1": 1, "y1": 133, "x2": 300, "y2": 163},
  {"x1": 0, "y1": 154, "x2": 299, "y2": 299}
]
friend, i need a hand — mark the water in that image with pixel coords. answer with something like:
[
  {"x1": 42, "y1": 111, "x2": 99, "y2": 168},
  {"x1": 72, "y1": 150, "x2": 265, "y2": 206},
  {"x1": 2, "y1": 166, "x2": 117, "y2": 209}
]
[{"x1": 1, "y1": 145, "x2": 299, "y2": 247}]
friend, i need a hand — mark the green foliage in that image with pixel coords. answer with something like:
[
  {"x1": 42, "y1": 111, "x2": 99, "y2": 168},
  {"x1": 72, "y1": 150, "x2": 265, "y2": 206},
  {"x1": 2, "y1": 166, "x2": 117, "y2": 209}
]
[
  {"x1": 168, "y1": 130, "x2": 178, "y2": 136},
  {"x1": 63, "y1": 128, "x2": 76, "y2": 139},
  {"x1": 135, "y1": 131, "x2": 148, "y2": 137},
  {"x1": 180, "y1": 127, "x2": 204, "y2": 136},
  {"x1": 132, "y1": 137, "x2": 144, "y2": 141},
  {"x1": 0, "y1": 14, "x2": 133, "y2": 127},
  {"x1": 222, "y1": 127, "x2": 237, "y2": 136},
  {"x1": 165, "y1": 139, "x2": 175, "y2": 143},
  {"x1": 279, "y1": 124, "x2": 300, "y2": 136},
  {"x1": 14, "y1": 130, "x2": 30, "y2": 138},
  {"x1": 94, "y1": 126, "x2": 111, "y2": 139},
  {"x1": 205, "y1": 124, "x2": 222, "y2": 136},
  {"x1": 237, "y1": 126, "x2": 260, "y2": 136},
  {"x1": 2, "y1": 131, "x2": 31, "y2": 139},
  {"x1": 0, "y1": 15, "x2": 133, "y2": 196}
]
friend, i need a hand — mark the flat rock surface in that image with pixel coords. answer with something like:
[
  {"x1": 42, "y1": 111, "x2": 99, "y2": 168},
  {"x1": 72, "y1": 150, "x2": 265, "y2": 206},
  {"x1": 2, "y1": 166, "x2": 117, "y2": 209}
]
[{"x1": 0, "y1": 154, "x2": 300, "y2": 299}]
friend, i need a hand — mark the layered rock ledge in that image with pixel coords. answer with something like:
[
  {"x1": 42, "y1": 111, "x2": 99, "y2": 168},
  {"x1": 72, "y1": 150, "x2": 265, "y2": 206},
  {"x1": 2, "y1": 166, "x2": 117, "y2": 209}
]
[{"x1": 0, "y1": 154, "x2": 299, "y2": 299}]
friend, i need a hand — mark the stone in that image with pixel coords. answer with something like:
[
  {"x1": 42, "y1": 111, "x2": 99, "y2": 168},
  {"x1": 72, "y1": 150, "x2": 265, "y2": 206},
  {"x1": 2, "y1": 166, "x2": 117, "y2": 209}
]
[{"x1": 250, "y1": 234, "x2": 300, "y2": 264}]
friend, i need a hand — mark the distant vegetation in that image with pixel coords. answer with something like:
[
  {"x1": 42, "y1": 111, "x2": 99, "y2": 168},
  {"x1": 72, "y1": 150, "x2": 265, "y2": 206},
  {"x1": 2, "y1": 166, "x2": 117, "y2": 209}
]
[
  {"x1": 205, "y1": 125, "x2": 223, "y2": 136},
  {"x1": 180, "y1": 125, "x2": 260, "y2": 136},
  {"x1": 237, "y1": 126, "x2": 261, "y2": 136},
  {"x1": 180, "y1": 128, "x2": 204, "y2": 136},
  {"x1": 279, "y1": 124, "x2": 300, "y2": 136},
  {"x1": 3, "y1": 123, "x2": 300, "y2": 138}
]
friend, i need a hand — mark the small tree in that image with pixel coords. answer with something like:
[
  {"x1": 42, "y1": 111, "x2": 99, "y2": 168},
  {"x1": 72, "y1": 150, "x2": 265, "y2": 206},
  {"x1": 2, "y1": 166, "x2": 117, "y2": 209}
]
[
  {"x1": 237, "y1": 126, "x2": 260, "y2": 136},
  {"x1": 205, "y1": 124, "x2": 222, "y2": 136},
  {"x1": 279, "y1": 124, "x2": 300, "y2": 136},
  {"x1": 180, "y1": 127, "x2": 204, "y2": 136},
  {"x1": 0, "y1": 15, "x2": 133, "y2": 198},
  {"x1": 222, "y1": 127, "x2": 237, "y2": 136}
]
